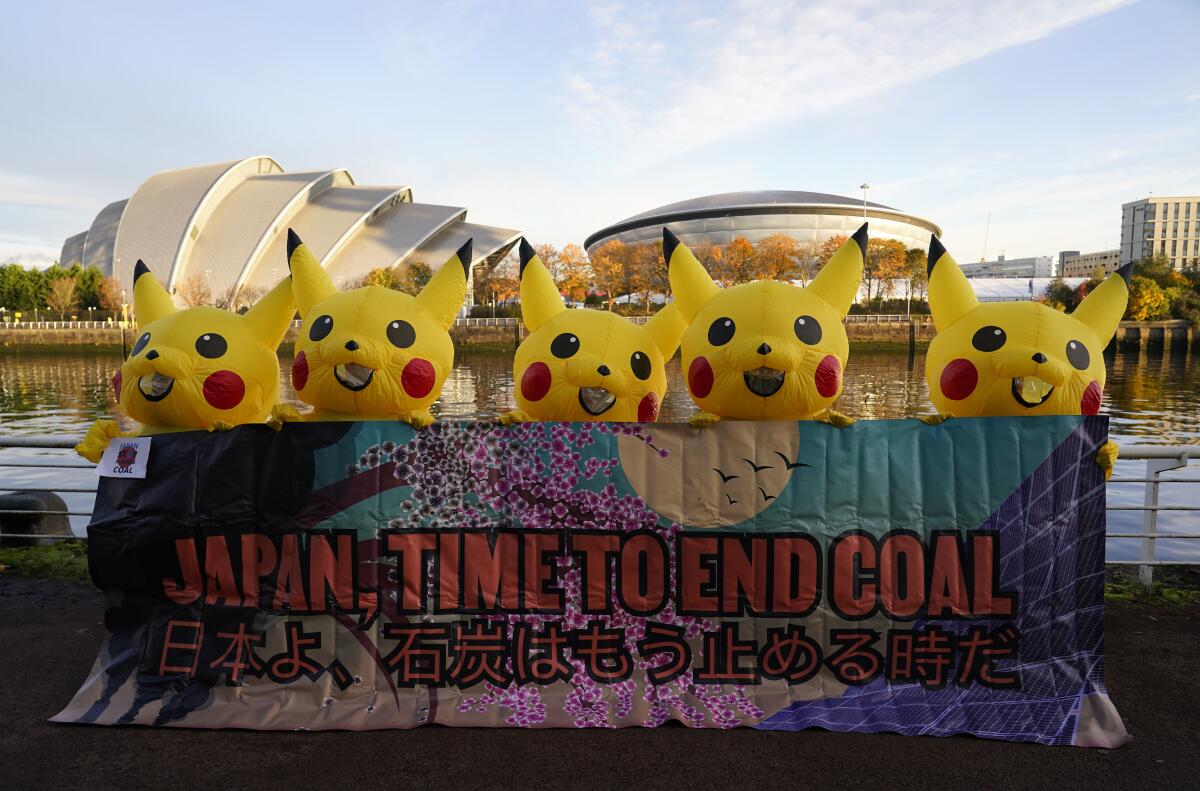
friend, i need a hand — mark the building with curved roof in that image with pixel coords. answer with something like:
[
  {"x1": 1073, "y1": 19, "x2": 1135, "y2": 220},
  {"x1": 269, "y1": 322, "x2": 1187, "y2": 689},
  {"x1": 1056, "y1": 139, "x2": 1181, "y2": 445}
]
[
  {"x1": 584, "y1": 190, "x2": 940, "y2": 255},
  {"x1": 60, "y1": 156, "x2": 519, "y2": 307}
]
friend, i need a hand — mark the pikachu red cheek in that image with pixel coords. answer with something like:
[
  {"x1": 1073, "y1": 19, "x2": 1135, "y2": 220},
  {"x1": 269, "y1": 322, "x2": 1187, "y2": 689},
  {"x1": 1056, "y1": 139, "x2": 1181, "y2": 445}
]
[
  {"x1": 292, "y1": 351, "x2": 308, "y2": 391},
  {"x1": 203, "y1": 371, "x2": 245, "y2": 410},
  {"x1": 815, "y1": 355, "x2": 841, "y2": 398},
  {"x1": 521, "y1": 362, "x2": 552, "y2": 401},
  {"x1": 638, "y1": 392, "x2": 660, "y2": 422},
  {"x1": 1082, "y1": 380, "x2": 1102, "y2": 415},
  {"x1": 112, "y1": 371, "x2": 122, "y2": 400},
  {"x1": 402, "y1": 358, "x2": 436, "y2": 398},
  {"x1": 939, "y1": 358, "x2": 978, "y2": 401},
  {"x1": 688, "y1": 356, "x2": 714, "y2": 398}
]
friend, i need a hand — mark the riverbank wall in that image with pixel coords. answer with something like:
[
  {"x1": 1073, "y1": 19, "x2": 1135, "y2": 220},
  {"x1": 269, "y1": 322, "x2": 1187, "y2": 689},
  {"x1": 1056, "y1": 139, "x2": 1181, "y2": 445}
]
[{"x1": 0, "y1": 318, "x2": 1194, "y2": 353}]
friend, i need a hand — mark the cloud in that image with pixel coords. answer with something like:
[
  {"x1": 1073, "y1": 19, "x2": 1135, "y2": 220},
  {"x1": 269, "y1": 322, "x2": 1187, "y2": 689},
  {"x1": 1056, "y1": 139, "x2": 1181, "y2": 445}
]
[
  {"x1": 561, "y1": 0, "x2": 1130, "y2": 163},
  {"x1": 0, "y1": 171, "x2": 108, "y2": 213}
]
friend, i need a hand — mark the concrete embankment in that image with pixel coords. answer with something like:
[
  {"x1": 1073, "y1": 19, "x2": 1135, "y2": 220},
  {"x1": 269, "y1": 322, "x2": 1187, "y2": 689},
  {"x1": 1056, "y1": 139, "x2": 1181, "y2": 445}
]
[{"x1": 0, "y1": 319, "x2": 1194, "y2": 353}]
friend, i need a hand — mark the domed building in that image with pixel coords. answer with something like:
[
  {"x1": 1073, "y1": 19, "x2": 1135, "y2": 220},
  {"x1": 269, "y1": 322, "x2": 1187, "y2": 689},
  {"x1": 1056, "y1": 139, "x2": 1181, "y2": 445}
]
[
  {"x1": 60, "y1": 156, "x2": 520, "y2": 307},
  {"x1": 584, "y1": 190, "x2": 940, "y2": 255}
]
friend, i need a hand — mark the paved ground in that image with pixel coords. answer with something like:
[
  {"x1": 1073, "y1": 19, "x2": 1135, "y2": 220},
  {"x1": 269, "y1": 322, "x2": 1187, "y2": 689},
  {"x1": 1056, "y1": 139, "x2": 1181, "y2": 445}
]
[{"x1": 1, "y1": 576, "x2": 1197, "y2": 791}]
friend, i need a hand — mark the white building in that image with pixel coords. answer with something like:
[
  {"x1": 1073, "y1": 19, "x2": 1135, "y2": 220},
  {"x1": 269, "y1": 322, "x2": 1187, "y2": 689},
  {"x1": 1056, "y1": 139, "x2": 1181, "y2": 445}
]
[
  {"x1": 59, "y1": 156, "x2": 520, "y2": 306},
  {"x1": 1059, "y1": 249, "x2": 1120, "y2": 279},
  {"x1": 958, "y1": 254, "x2": 1055, "y2": 279},
  {"x1": 1120, "y1": 195, "x2": 1200, "y2": 270}
]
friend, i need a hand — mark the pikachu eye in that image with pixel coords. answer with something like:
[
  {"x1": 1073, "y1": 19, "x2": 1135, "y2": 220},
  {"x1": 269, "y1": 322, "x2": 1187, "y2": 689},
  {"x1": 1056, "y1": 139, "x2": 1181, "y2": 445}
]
[
  {"x1": 387, "y1": 319, "x2": 415, "y2": 349},
  {"x1": 972, "y1": 325, "x2": 1006, "y2": 352},
  {"x1": 708, "y1": 317, "x2": 735, "y2": 346},
  {"x1": 131, "y1": 332, "x2": 151, "y2": 356},
  {"x1": 630, "y1": 351, "x2": 651, "y2": 380},
  {"x1": 551, "y1": 333, "x2": 579, "y2": 359},
  {"x1": 793, "y1": 315, "x2": 822, "y2": 345},
  {"x1": 1066, "y1": 340, "x2": 1090, "y2": 371},
  {"x1": 194, "y1": 333, "x2": 227, "y2": 359},
  {"x1": 309, "y1": 315, "x2": 334, "y2": 341}
]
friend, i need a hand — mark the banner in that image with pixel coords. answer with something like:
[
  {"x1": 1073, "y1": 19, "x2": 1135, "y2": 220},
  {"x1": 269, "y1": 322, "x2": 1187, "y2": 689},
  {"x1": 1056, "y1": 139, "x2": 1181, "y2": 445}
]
[{"x1": 55, "y1": 416, "x2": 1128, "y2": 746}]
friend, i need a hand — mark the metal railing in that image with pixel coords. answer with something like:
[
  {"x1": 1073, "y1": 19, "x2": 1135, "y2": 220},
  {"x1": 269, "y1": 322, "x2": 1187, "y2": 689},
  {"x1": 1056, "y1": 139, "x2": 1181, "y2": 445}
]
[{"x1": 1, "y1": 435, "x2": 1197, "y2": 586}]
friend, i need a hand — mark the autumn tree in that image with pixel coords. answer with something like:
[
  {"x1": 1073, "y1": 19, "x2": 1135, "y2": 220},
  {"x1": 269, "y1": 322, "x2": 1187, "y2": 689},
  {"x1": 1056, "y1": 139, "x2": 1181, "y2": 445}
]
[
  {"x1": 816, "y1": 235, "x2": 850, "y2": 270},
  {"x1": 97, "y1": 276, "x2": 123, "y2": 311},
  {"x1": 46, "y1": 275, "x2": 79, "y2": 319},
  {"x1": 753, "y1": 234, "x2": 801, "y2": 281},
  {"x1": 589, "y1": 239, "x2": 628, "y2": 310},
  {"x1": 214, "y1": 285, "x2": 264, "y2": 313},
  {"x1": 398, "y1": 262, "x2": 433, "y2": 295},
  {"x1": 904, "y1": 247, "x2": 928, "y2": 310},
  {"x1": 475, "y1": 251, "x2": 520, "y2": 305},
  {"x1": 556, "y1": 243, "x2": 591, "y2": 303},
  {"x1": 176, "y1": 273, "x2": 212, "y2": 307},
  {"x1": 717, "y1": 237, "x2": 757, "y2": 285},
  {"x1": 864, "y1": 238, "x2": 908, "y2": 303},
  {"x1": 1124, "y1": 275, "x2": 1170, "y2": 321}
]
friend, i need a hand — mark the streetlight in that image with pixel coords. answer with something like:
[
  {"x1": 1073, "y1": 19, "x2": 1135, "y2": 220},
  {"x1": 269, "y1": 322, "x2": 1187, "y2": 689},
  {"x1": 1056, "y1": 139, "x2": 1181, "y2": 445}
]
[{"x1": 859, "y1": 183, "x2": 870, "y2": 219}]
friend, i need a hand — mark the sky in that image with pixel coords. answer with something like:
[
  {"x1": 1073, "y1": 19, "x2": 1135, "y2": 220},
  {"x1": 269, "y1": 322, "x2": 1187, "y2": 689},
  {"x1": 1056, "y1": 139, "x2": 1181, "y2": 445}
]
[{"x1": 1, "y1": 0, "x2": 1198, "y2": 267}]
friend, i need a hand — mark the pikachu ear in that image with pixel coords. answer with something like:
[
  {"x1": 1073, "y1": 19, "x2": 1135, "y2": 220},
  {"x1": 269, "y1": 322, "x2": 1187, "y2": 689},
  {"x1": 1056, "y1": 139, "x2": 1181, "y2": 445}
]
[
  {"x1": 287, "y1": 229, "x2": 337, "y2": 316},
  {"x1": 415, "y1": 239, "x2": 470, "y2": 330},
  {"x1": 926, "y1": 236, "x2": 979, "y2": 332},
  {"x1": 664, "y1": 228, "x2": 719, "y2": 323},
  {"x1": 643, "y1": 301, "x2": 686, "y2": 360},
  {"x1": 242, "y1": 275, "x2": 296, "y2": 349},
  {"x1": 1072, "y1": 263, "x2": 1133, "y2": 343},
  {"x1": 808, "y1": 224, "x2": 866, "y2": 317},
  {"x1": 518, "y1": 238, "x2": 565, "y2": 332},
  {"x1": 132, "y1": 260, "x2": 176, "y2": 327}
]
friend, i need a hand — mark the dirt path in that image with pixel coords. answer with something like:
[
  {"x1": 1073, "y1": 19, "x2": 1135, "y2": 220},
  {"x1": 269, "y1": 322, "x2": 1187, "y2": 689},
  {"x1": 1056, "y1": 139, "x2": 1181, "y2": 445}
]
[{"x1": 1, "y1": 576, "x2": 1196, "y2": 791}]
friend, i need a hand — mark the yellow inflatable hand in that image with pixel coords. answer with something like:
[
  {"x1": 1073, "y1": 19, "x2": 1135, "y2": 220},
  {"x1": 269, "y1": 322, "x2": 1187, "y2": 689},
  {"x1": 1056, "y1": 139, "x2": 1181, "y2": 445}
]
[
  {"x1": 499, "y1": 409, "x2": 533, "y2": 426},
  {"x1": 1095, "y1": 440, "x2": 1119, "y2": 481},
  {"x1": 74, "y1": 419, "x2": 130, "y2": 463},
  {"x1": 266, "y1": 403, "x2": 304, "y2": 431},
  {"x1": 817, "y1": 408, "x2": 856, "y2": 428},
  {"x1": 689, "y1": 411, "x2": 723, "y2": 429}
]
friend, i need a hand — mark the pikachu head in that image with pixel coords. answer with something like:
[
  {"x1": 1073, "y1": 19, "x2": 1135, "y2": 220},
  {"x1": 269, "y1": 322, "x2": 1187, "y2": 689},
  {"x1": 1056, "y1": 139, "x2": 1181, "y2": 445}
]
[
  {"x1": 925, "y1": 236, "x2": 1131, "y2": 417},
  {"x1": 514, "y1": 239, "x2": 685, "y2": 421},
  {"x1": 287, "y1": 229, "x2": 467, "y2": 418},
  {"x1": 666, "y1": 226, "x2": 865, "y2": 420},
  {"x1": 117, "y1": 262, "x2": 294, "y2": 429}
]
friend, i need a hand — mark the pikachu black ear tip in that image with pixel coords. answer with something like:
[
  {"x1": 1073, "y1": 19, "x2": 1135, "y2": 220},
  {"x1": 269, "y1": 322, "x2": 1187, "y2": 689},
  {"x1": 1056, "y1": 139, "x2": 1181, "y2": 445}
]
[
  {"x1": 927, "y1": 235, "x2": 947, "y2": 277},
  {"x1": 133, "y1": 260, "x2": 150, "y2": 283},
  {"x1": 286, "y1": 228, "x2": 303, "y2": 264},
  {"x1": 518, "y1": 237, "x2": 536, "y2": 277},
  {"x1": 455, "y1": 239, "x2": 474, "y2": 277},
  {"x1": 850, "y1": 223, "x2": 868, "y2": 256},
  {"x1": 662, "y1": 227, "x2": 680, "y2": 263},
  {"x1": 1116, "y1": 261, "x2": 1135, "y2": 288}
]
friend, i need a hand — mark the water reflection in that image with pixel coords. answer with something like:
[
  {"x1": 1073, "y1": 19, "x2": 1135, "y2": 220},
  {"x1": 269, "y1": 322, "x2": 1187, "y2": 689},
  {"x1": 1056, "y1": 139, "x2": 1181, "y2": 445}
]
[{"x1": 0, "y1": 347, "x2": 1196, "y2": 445}]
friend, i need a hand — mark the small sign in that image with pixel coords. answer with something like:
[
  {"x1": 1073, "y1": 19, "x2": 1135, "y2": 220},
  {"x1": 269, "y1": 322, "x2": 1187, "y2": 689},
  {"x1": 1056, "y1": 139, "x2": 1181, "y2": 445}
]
[{"x1": 98, "y1": 436, "x2": 151, "y2": 479}]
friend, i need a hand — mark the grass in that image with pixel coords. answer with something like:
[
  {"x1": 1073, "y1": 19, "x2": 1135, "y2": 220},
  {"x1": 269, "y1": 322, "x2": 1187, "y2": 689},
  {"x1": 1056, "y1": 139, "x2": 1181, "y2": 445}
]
[
  {"x1": 0, "y1": 540, "x2": 90, "y2": 583},
  {"x1": 1104, "y1": 577, "x2": 1200, "y2": 607}
]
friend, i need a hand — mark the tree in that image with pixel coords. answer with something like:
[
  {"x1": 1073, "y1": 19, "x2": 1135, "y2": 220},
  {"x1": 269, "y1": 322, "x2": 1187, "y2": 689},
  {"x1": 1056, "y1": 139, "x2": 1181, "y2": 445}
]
[
  {"x1": 589, "y1": 239, "x2": 628, "y2": 310},
  {"x1": 865, "y1": 238, "x2": 908, "y2": 302},
  {"x1": 717, "y1": 237, "x2": 756, "y2": 285},
  {"x1": 46, "y1": 275, "x2": 78, "y2": 319},
  {"x1": 1124, "y1": 275, "x2": 1170, "y2": 321},
  {"x1": 816, "y1": 235, "x2": 849, "y2": 269},
  {"x1": 753, "y1": 234, "x2": 801, "y2": 281},
  {"x1": 475, "y1": 251, "x2": 519, "y2": 305},
  {"x1": 397, "y1": 262, "x2": 433, "y2": 295},
  {"x1": 214, "y1": 285, "x2": 264, "y2": 313},
  {"x1": 176, "y1": 273, "x2": 212, "y2": 307},
  {"x1": 97, "y1": 276, "x2": 123, "y2": 311},
  {"x1": 904, "y1": 247, "x2": 928, "y2": 307},
  {"x1": 556, "y1": 244, "x2": 591, "y2": 302}
]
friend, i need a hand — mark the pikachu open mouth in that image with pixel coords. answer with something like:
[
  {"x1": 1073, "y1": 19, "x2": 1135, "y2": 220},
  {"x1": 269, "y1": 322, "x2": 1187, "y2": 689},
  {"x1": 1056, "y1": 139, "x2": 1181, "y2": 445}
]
[
  {"x1": 137, "y1": 372, "x2": 174, "y2": 402},
  {"x1": 334, "y1": 362, "x2": 374, "y2": 392},
  {"x1": 578, "y1": 386, "x2": 617, "y2": 416},
  {"x1": 743, "y1": 366, "x2": 786, "y2": 397},
  {"x1": 1011, "y1": 375, "x2": 1055, "y2": 408}
]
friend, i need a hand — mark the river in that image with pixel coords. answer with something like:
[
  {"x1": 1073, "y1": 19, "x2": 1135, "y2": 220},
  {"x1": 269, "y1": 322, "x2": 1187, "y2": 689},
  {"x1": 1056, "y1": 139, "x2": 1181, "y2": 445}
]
[{"x1": 1, "y1": 348, "x2": 1197, "y2": 559}]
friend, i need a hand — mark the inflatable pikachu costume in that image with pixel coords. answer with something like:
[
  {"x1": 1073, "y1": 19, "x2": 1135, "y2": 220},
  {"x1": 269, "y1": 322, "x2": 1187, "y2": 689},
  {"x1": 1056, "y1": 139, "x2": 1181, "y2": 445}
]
[
  {"x1": 75, "y1": 262, "x2": 295, "y2": 461},
  {"x1": 280, "y1": 229, "x2": 468, "y2": 428},
  {"x1": 665, "y1": 225, "x2": 866, "y2": 427},
  {"x1": 504, "y1": 239, "x2": 686, "y2": 423},
  {"x1": 924, "y1": 235, "x2": 1132, "y2": 476}
]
